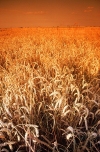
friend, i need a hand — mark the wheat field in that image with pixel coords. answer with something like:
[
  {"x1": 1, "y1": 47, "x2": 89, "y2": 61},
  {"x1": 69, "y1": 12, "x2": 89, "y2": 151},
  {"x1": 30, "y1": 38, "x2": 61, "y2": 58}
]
[{"x1": 0, "y1": 27, "x2": 100, "y2": 152}]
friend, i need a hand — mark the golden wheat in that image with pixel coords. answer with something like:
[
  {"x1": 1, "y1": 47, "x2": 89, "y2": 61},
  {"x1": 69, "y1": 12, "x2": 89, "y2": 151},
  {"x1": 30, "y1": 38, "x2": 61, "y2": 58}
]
[{"x1": 0, "y1": 27, "x2": 100, "y2": 152}]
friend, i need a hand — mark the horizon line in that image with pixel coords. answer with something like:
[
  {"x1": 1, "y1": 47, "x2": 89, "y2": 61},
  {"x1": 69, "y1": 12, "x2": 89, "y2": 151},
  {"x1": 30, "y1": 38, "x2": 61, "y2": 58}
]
[{"x1": 0, "y1": 25, "x2": 100, "y2": 29}]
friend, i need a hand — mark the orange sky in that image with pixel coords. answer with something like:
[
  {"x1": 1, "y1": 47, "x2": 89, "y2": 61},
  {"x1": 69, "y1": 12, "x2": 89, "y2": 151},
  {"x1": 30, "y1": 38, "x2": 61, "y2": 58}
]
[{"x1": 0, "y1": 0, "x2": 100, "y2": 28}]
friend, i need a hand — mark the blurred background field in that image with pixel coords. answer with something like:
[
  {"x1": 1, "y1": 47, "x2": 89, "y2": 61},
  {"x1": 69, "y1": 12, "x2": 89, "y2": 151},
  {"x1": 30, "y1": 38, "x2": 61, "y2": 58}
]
[{"x1": 0, "y1": 27, "x2": 100, "y2": 152}]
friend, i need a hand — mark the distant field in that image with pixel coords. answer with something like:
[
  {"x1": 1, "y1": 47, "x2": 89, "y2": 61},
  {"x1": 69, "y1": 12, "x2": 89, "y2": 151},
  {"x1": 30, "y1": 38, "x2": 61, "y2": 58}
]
[{"x1": 0, "y1": 27, "x2": 100, "y2": 152}]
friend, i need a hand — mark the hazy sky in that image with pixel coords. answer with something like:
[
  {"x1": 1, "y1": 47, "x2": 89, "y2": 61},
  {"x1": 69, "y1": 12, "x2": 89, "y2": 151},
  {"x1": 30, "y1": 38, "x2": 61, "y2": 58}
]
[{"x1": 0, "y1": 0, "x2": 100, "y2": 28}]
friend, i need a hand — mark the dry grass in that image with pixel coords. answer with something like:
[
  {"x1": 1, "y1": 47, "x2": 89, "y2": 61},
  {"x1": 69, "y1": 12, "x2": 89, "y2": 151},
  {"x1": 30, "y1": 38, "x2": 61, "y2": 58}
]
[{"x1": 0, "y1": 27, "x2": 100, "y2": 152}]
